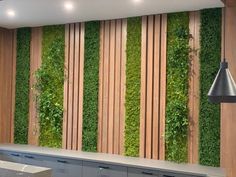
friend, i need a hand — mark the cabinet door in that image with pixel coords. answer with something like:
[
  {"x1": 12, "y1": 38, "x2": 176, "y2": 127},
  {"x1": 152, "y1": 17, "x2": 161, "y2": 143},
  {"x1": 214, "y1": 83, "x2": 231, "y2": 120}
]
[
  {"x1": 43, "y1": 156, "x2": 82, "y2": 177},
  {"x1": 22, "y1": 153, "x2": 45, "y2": 167},
  {"x1": 159, "y1": 171, "x2": 204, "y2": 177},
  {"x1": 128, "y1": 167, "x2": 159, "y2": 177},
  {"x1": 83, "y1": 161, "x2": 127, "y2": 177},
  {"x1": 0, "y1": 151, "x2": 22, "y2": 163}
]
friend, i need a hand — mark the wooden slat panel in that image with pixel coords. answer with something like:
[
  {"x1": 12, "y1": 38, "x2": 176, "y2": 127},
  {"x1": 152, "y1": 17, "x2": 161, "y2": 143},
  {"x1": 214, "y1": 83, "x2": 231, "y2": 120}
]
[
  {"x1": 146, "y1": 15, "x2": 154, "y2": 159},
  {"x1": 119, "y1": 19, "x2": 127, "y2": 155},
  {"x1": 188, "y1": 11, "x2": 200, "y2": 164},
  {"x1": 221, "y1": 6, "x2": 236, "y2": 177},
  {"x1": 152, "y1": 15, "x2": 161, "y2": 160},
  {"x1": 72, "y1": 23, "x2": 80, "y2": 150},
  {"x1": 0, "y1": 29, "x2": 15, "y2": 143},
  {"x1": 140, "y1": 16, "x2": 147, "y2": 158},
  {"x1": 98, "y1": 21, "x2": 105, "y2": 152},
  {"x1": 63, "y1": 24, "x2": 70, "y2": 149},
  {"x1": 28, "y1": 27, "x2": 42, "y2": 146},
  {"x1": 159, "y1": 14, "x2": 167, "y2": 160},
  {"x1": 102, "y1": 21, "x2": 110, "y2": 153},
  {"x1": 108, "y1": 20, "x2": 116, "y2": 154},
  {"x1": 77, "y1": 22, "x2": 84, "y2": 151},
  {"x1": 114, "y1": 19, "x2": 122, "y2": 155}
]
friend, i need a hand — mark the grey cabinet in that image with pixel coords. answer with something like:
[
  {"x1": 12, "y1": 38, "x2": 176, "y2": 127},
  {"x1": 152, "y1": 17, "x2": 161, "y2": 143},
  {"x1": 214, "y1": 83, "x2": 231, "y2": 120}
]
[
  {"x1": 83, "y1": 161, "x2": 127, "y2": 177},
  {"x1": 42, "y1": 156, "x2": 82, "y2": 177},
  {"x1": 128, "y1": 167, "x2": 159, "y2": 177},
  {"x1": 0, "y1": 151, "x2": 22, "y2": 163},
  {"x1": 159, "y1": 171, "x2": 204, "y2": 177}
]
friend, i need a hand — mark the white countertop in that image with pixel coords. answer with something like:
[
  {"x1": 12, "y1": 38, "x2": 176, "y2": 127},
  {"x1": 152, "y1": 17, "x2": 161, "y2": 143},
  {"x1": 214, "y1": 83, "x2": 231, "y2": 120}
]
[
  {"x1": 0, "y1": 160, "x2": 51, "y2": 176},
  {"x1": 0, "y1": 144, "x2": 225, "y2": 177}
]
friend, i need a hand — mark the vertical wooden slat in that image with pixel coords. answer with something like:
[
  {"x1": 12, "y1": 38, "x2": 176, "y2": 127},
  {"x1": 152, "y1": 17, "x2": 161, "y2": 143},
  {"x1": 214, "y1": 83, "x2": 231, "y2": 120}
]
[
  {"x1": 78, "y1": 22, "x2": 84, "y2": 151},
  {"x1": 188, "y1": 11, "x2": 200, "y2": 164},
  {"x1": 114, "y1": 20, "x2": 121, "y2": 155},
  {"x1": 146, "y1": 15, "x2": 154, "y2": 159},
  {"x1": 140, "y1": 16, "x2": 147, "y2": 158},
  {"x1": 108, "y1": 20, "x2": 116, "y2": 154},
  {"x1": 102, "y1": 21, "x2": 110, "y2": 153},
  {"x1": 159, "y1": 14, "x2": 167, "y2": 160},
  {"x1": 67, "y1": 24, "x2": 75, "y2": 150},
  {"x1": 98, "y1": 21, "x2": 105, "y2": 152},
  {"x1": 152, "y1": 15, "x2": 161, "y2": 160},
  {"x1": 10, "y1": 30, "x2": 17, "y2": 143},
  {"x1": 119, "y1": 19, "x2": 127, "y2": 155},
  {"x1": 63, "y1": 24, "x2": 70, "y2": 149},
  {"x1": 28, "y1": 27, "x2": 42, "y2": 146},
  {"x1": 72, "y1": 23, "x2": 80, "y2": 150}
]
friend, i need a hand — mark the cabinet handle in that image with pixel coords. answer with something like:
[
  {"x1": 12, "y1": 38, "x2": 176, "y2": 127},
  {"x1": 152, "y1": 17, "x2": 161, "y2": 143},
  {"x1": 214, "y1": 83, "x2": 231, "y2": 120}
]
[
  {"x1": 57, "y1": 160, "x2": 68, "y2": 164},
  {"x1": 163, "y1": 175, "x2": 175, "y2": 177},
  {"x1": 98, "y1": 166, "x2": 110, "y2": 170},
  {"x1": 24, "y1": 155, "x2": 34, "y2": 159},
  {"x1": 10, "y1": 153, "x2": 20, "y2": 157},
  {"x1": 142, "y1": 171, "x2": 153, "y2": 175}
]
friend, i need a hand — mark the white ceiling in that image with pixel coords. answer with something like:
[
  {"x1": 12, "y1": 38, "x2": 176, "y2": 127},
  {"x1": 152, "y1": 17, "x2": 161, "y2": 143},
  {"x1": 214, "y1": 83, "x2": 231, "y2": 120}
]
[{"x1": 0, "y1": 0, "x2": 224, "y2": 29}]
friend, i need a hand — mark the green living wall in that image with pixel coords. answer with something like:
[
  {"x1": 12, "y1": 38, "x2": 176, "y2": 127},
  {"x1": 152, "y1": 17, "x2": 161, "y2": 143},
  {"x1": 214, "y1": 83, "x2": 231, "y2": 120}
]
[
  {"x1": 35, "y1": 25, "x2": 65, "y2": 148},
  {"x1": 82, "y1": 21, "x2": 100, "y2": 152},
  {"x1": 14, "y1": 28, "x2": 31, "y2": 144},
  {"x1": 166, "y1": 13, "x2": 189, "y2": 163},
  {"x1": 124, "y1": 17, "x2": 141, "y2": 157},
  {"x1": 199, "y1": 8, "x2": 221, "y2": 167}
]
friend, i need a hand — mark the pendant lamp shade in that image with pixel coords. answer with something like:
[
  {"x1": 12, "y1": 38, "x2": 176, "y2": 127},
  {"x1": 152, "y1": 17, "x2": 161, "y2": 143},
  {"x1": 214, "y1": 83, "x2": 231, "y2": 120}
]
[{"x1": 208, "y1": 60, "x2": 236, "y2": 103}]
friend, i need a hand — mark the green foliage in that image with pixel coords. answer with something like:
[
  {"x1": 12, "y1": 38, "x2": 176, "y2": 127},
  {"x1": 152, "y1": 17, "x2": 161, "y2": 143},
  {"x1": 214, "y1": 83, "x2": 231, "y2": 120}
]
[
  {"x1": 82, "y1": 21, "x2": 100, "y2": 152},
  {"x1": 125, "y1": 17, "x2": 141, "y2": 157},
  {"x1": 166, "y1": 13, "x2": 189, "y2": 163},
  {"x1": 35, "y1": 25, "x2": 65, "y2": 148},
  {"x1": 199, "y1": 8, "x2": 221, "y2": 167},
  {"x1": 14, "y1": 28, "x2": 31, "y2": 144}
]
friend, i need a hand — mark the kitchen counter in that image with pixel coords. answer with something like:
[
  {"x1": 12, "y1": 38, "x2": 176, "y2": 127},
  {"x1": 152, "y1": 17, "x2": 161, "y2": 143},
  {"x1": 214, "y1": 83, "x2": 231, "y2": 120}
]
[{"x1": 0, "y1": 144, "x2": 225, "y2": 177}]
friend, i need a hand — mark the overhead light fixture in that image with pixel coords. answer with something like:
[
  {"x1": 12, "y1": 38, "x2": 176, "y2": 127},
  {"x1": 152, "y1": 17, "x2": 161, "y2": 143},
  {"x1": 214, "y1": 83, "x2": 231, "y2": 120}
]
[
  {"x1": 6, "y1": 9, "x2": 15, "y2": 17},
  {"x1": 64, "y1": 1, "x2": 74, "y2": 11},
  {"x1": 132, "y1": 0, "x2": 142, "y2": 4},
  {"x1": 208, "y1": 7, "x2": 236, "y2": 103}
]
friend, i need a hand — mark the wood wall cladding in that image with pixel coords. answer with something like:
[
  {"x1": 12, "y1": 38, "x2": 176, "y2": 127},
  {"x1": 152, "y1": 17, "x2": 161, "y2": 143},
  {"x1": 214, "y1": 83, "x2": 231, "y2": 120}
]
[
  {"x1": 62, "y1": 23, "x2": 85, "y2": 151},
  {"x1": 28, "y1": 27, "x2": 42, "y2": 146},
  {"x1": 221, "y1": 6, "x2": 236, "y2": 177},
  {"x1": 188, "y1": 11, "x2": 200, "y2": 164},
  {"x1": 98, "y1": 19, "x2": 127, "y2": 155},
  {"x1": 0, "y1": 28, "x2": 16, "y2": 143},
  {"x1": 139, "y1": 14, "x2": 167, "y2": 160}
]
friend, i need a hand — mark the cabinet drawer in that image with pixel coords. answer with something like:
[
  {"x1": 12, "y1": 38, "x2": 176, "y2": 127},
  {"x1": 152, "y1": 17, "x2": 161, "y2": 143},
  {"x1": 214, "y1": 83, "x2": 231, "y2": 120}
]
[
  {"x1": 159, "y1": 171, "x2": 205, "y2": 177},
  {"x1": 128, "y1": 167, "x2": 159, "y2": 177},
  {"x1": 83, "y1": 161, "x2": 127, "y2": 177}
]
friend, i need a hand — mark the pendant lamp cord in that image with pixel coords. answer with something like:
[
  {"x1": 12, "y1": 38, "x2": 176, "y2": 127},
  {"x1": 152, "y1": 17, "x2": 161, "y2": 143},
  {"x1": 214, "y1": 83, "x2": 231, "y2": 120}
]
[{"x1": 223, "y1": 7, "x2": 226, "y2": 61}]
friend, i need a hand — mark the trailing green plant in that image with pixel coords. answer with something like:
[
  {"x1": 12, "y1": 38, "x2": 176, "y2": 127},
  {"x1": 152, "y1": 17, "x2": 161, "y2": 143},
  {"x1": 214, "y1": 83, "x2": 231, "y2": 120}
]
[
  {"x1": 199, "y1": 8, "x2": 221, "y2": 167},
  {"x1": 165, "y1": 12, "x2": 189, "y2": 163},
  {"x1": 35, "y1": 25, "x2": 65, "y2": 148},
  {"x1": 124, "y1": 17, "x2": 141, "y2": 157},
  {"x1": 82, "y1": 21, "x2": 100, "y2": 152},
  {"x1": 14, "y1": 28, "x2": 31, "y2": 144}
]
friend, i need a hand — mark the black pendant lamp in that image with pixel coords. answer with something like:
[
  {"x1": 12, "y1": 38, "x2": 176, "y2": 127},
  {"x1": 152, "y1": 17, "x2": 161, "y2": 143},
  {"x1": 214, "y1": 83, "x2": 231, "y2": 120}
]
[{"x1": 208, "y1": 7, "x2": 236, "y2": 103}]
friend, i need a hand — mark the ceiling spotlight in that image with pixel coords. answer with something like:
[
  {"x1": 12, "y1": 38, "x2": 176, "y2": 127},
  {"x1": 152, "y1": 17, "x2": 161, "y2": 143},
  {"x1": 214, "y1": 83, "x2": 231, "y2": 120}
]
[
  {"x1": 64, "y1": 1, "x2": 74, "y2": 11},
  {"x1": 7, "y1": 9, "x2": 15, "y2": 17},
  {"x1": 133, "y1": 0, "x2": 142, "y2": 4}
]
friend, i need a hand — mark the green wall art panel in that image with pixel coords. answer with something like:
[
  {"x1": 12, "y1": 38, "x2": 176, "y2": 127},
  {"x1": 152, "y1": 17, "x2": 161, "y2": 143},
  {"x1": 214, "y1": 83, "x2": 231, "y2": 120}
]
[
  {"x1": 82, "y1": 21, "x2": 100, "y2": 152},
  {"x1": 124, "y1": 17, "x2": 141, "y2": 157},
  {"x1": 35, "y1": 25, "x2": 65, "y2": 148},
  {"x1": 14, "y1": 28, "x2": 31, "y2": 144},
  {"x1": 199, "y1": 8, "x2": 221, "y2": 167},
  {"x1": 166, "y1": 12, "x2": 189, "y2": 163}
]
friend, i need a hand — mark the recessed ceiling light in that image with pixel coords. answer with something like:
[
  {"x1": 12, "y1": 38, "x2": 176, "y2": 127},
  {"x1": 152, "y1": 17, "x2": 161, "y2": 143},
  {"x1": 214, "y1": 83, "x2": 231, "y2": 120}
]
[
  {"x1": 6, "y1": 9, "x2": 15, "y2": 17},
  {"x1": 132, "y1": 0, "x2": 142, "y2": 4},
  {"x1": 64, "y1": 1, "x2": 74, "y2": 11}
]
